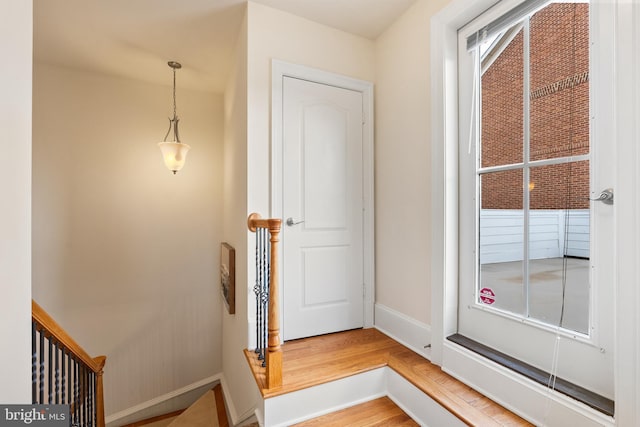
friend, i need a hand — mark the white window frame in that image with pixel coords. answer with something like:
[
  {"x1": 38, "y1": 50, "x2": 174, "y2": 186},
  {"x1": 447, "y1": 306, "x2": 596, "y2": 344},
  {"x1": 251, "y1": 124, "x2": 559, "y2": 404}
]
[{"x1": 430, "y1": 0, "x2": 640, "y2": 425}]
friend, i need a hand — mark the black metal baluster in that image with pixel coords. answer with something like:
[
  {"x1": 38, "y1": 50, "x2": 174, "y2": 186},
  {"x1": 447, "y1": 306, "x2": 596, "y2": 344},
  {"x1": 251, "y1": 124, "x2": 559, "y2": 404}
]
[
  {"x1": 55, "y1": 341, "x2": 60, "y2": 404},
  {"x1": 263, "y1": 228, "x2": 271, "y2": 349},
  {"x1": 260, "y1": 228, "x2": 268, "y2": 366},
  {"x1": 39, "y1": 329, "x2": 44, "y2": 404},
  {"x1": 81, "y1": 363, "x2": 85, "y2": 427},
  {"x1": 262, "y1": 227, "x2": 267, "y2": 360},
  {"x1": 83, "y1": 365, "x2": 88, "y2": 427},
  {"x1": 75, "y1": 364, "x2": 80, "y2": 427},
  {"x1": 257, "y1": 228, "x2": 264, "y2": 361},
  {"x1": 48, "y1": 337, "x2": 53, "y2": 403},
  {"x1": 74, "y1": 360, "x2": 79, "y2": 427},
  {"x1": 93, "y1": 371, "x2": 96, "y2": 426},
  {"x1": 88, "y1": 367, "x2": 93, "y2": 427},
  {"x1": 252, "y1": 225, "x2": 275, "y2": 368},
  {"x1": 32, "y1": 322, "x2": 37, "y2": 403},
  {"x1": 259, "y1": 228, "x2": 264, "y2": 363},
  {"x1": 67, "y1": 353, "x2": 72, "y2": 412},
  {"x1": 61, "y1": 350, "x2": 66, "y2": 405},
  {"x1": 88, "y1": 367, "x2": 92, "y2": 427},
  {"x1": 89, "y1": 371, "x2": 96, "y2": 426},
  {"x1": 254, "y1": 226, "x2": 261, "y2": 358},
  {"x1": 263, "y1": 237, "x2": 269, "y2": 367}
]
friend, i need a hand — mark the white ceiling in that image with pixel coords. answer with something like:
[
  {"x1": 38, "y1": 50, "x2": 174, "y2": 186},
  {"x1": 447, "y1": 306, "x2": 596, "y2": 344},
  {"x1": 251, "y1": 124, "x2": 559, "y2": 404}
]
[{"x1": 34, "y1": 0, "x2": 416, "y2": 93}]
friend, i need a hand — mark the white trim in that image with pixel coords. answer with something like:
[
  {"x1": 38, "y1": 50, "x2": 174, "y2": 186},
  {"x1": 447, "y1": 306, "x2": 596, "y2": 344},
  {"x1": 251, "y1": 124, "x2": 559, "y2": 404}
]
[
  {"x1": 611, "y1": 0, "x2": 640, "y2": 424},
  {"x1": 261, "y1": 367, "x2": 387, "y2": 427},
  {"x1": 257, "y1": 367, "x2": 465, "y2": 427},
  {"x1": 443, "y1": 342, "x2": 614, "y2": 426},
  {"x1": 105, "y1": 373, "x2": 222, "y2": 424},
  {"x1": 374, "y1": 304, "x2": 432, "y2": 359},
  {"x1": 219, "y1": 373, "x2": 258, "y2": 426},
  {"x1": 386, "y1": 369, "x2": 466, "y2": 427},
  {"x1": 271, "y1": 59, "x2": 375, "y2": 338}
]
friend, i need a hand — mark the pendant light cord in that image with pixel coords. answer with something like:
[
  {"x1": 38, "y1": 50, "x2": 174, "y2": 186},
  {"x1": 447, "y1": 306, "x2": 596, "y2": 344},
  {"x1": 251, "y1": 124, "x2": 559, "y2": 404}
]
[
  {"x1": 172, "y1": 66, "x2": 178, "y2": 122},
  {"x1": 163, "y1": 61, "x2": 181, "y2": 143}
]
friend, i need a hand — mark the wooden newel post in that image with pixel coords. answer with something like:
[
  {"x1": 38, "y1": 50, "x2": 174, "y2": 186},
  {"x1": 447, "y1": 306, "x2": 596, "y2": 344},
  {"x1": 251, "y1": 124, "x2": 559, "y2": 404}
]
[
  {"x1": 266, "y1": 219, "x2": 283, "y2": 388},
  {"x1": 94, "y1": 356, "x2": 107, "y2": 427}
]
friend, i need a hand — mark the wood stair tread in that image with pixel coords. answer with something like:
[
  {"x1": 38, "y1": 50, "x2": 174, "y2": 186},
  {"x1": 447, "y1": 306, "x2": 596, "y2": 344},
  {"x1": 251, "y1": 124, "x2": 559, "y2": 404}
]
[
  {"x1": 122, "y1": 384, "x2": 228, "y2": 427},
  {"x1": 245, "y1": 328, "x2": 533, "y2": 426},
  {"x1": 290, "y1": 397, "x2": 419, "y2": 427}
]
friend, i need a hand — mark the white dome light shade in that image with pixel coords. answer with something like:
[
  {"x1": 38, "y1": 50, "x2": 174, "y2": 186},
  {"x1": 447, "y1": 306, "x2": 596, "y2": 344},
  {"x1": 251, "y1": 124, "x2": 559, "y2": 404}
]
[{"x1": 158, "y1": 141, "x2": 191, "y2": 174}]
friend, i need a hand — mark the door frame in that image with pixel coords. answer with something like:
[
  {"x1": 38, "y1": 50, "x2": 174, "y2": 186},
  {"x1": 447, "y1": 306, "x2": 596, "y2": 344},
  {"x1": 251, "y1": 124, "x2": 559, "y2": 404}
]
[{"x1": 271, "y1": 60, "x2": 375, "y2": 340}]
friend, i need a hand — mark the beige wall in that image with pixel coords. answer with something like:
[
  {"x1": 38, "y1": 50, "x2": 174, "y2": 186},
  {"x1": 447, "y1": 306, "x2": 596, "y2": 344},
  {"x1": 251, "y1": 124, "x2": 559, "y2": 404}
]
[
  {"x1": 221, "y1": 9, "x2": 256, "y2": 423},
  {"x1": 0, "y1": 0, "x2": 32, "y2": 403},
  {"x1": 217, "y1": 1, "x2": 376, "y2": 418},
  {"x1": 246, "y1": 1, "x2": 375, "y2": 217},
  {"x1": 27, "y1": 0, "x2": 455, "y2": 417},
  {"x1": 32, "y1": 64, "x2": 224, "y2": 416},
  {"x1": 374, "y1": 0, "x2": 451, "y2": 325}
]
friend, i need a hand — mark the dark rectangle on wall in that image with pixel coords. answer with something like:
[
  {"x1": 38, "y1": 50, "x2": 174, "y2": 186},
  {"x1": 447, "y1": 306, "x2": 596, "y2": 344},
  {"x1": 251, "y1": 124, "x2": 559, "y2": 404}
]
[{"x1": 221, "y1": 242, "x2": 235, "y2": 314}]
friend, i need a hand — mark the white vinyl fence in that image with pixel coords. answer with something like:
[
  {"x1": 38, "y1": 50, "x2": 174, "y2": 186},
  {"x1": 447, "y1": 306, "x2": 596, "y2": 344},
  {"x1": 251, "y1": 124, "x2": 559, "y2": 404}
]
[{"x1": 480, "y1": 209, "x2": 589, "y2": 264}]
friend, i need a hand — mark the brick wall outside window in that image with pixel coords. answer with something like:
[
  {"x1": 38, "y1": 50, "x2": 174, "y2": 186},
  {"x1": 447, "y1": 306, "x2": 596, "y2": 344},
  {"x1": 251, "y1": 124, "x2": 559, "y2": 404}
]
[{"x1": 481, "y1": 3, "x2": 589, "y2": 210}]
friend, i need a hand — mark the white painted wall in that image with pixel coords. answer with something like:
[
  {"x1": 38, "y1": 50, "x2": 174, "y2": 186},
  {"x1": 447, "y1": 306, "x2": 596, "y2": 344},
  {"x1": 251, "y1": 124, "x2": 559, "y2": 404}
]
[
  {"x1": 221, "y1": 9, "x2": 255, "y2": 424},
  {"x1": 374, "y1": 0, "x2": 451, "y2": 326},
  {"x1": 0, "y1": 0, "x2": 32, "y2": 403},
  {"x1": 218, "y1": 1, "x2": 377, "y2": 419},
  {"x1": 32, "y1": 64, "x2": 224, "y2": 416},
  {"x1": 247, "y1": 1, "x2": 375, "y2": 218}
]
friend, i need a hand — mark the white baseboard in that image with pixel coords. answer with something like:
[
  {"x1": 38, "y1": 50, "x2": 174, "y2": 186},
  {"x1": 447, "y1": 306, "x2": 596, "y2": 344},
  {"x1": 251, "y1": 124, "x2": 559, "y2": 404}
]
[
  {"x1": 255, "y1": 367, "x2": 466, "y2": 427},
  {"x1": 374, "y1": 303, "x2": 432, "y2": 359},
  {"x1": 105, "y1": 373, "x2": 222, "y2": 425},
  {"x1": 386, "y1": 368, "x2": 466, "y2": 427},
  {"x1": 261, "y1": 368, "x2": 387, "y2": 427},
  {"x1": 219, "y1": 373, "x2": 258, "y2": 426},
  {"x1": 442, "y1": 342, "x2": 615, "y2": 427}
]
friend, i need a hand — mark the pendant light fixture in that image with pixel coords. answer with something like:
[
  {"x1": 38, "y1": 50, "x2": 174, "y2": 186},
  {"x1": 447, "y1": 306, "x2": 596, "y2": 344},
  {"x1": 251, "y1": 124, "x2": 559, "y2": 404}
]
[{"x1": 158, "y1": 61, "x2": 191, "y2": 174}]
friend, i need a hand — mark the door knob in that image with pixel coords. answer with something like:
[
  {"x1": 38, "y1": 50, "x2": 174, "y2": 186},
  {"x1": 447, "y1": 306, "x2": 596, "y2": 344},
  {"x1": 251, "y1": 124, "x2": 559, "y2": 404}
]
[
  {"x1": 589, "y1": 188, "x2": 614, "y2": 205},
  {"x1": 286, "y1": 217, "x2": 304, "y2": 226}
]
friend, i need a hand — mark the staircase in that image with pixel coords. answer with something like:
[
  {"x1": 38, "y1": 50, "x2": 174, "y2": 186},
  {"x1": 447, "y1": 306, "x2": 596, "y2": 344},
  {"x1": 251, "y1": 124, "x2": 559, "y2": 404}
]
[
  {"x1": 32, "y1": 300, "x2": 107, "y2": 427},
  {"x1": 245, "y1": 328, "x2": 532, "y2": 426},
  {"x1": 135, "y1": 329, "x2": 530, "y2": 426},
  {"x1": 122, "y1": 384, "x2": 229, "y2": 427},
  {"x1": 244, "y1": 214, "x2": 530, "y2": 426}
]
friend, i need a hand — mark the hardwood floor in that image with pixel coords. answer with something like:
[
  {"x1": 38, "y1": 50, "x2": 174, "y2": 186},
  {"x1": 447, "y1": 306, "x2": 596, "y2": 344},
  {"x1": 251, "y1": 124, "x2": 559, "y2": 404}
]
[
  {"x1": 245, "y1": 328, "x2": 398, "y2": 398},
  {"x1": 213, "y1": 384, "x2": 229, "y2": 427},
  {"x1": 120, "y1": 410, "x2": 184, "y2": 427},
  {"x1": 291, "y1": 397, "x2": 419, "y2": 427},
  {"x1": 120, "y1": 384, "x2": 228, "y2": 427},
  {"x1": 245, "y1": 328, "x2": 532, "y2": 426}
]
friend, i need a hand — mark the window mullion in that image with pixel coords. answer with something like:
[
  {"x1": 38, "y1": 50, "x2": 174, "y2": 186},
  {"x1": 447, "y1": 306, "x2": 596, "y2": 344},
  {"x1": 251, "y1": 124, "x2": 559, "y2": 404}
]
[{"x1": 523, "y1": 18, "x2": 531, "y2": 319}]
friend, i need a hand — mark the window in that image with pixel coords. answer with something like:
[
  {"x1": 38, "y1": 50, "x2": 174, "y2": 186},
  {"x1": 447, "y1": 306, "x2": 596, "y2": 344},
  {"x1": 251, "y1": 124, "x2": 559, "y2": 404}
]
[
  {"x1": 456, "y1": 0, "x2": 614, "y2": 414},
  {"x1": 476, "y1": 2, "x2": 591, "y2": 334}
]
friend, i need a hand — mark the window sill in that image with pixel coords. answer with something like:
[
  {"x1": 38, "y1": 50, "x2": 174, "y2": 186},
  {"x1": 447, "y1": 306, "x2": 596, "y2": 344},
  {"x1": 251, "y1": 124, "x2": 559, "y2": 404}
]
[{"x1": 446, "y1": 334, "x2": 614, "y2": 417}]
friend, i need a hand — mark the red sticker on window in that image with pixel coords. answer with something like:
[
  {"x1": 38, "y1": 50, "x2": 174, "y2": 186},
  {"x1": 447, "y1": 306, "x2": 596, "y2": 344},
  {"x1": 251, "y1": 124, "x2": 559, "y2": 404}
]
[{"x1": 479, "y1": 287, "x2": 495, "y2": 305}]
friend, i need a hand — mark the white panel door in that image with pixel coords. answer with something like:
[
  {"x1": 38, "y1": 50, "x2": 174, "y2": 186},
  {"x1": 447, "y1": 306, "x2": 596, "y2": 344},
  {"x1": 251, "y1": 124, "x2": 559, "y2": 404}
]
[{"x1": 282, "y1": 76, "x2": 364, "y2": 340}]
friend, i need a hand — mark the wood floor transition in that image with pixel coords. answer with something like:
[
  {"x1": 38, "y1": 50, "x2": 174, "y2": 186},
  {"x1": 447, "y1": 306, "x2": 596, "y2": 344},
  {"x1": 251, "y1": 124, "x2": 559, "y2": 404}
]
[
  {"x1": 291, "y1": 396, "x2": 419, "y2": 426},
  {"x1": 245, "y1": 328, "x2": 532, "y2": 426}
]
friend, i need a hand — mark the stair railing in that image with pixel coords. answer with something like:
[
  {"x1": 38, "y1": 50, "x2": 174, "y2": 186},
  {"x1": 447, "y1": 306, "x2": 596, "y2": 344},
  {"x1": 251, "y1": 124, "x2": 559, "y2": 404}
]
[
  {"x1": 248, "y1": 213, "x2": 282, "y2": 389},
  {"x1": 32, "y1": 300, "x2": 106, "y2": 427}
]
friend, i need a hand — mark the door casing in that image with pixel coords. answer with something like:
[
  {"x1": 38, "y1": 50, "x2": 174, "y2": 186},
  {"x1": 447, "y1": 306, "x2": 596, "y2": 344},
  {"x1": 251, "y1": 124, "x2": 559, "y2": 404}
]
[{"x1": 271, "y1": 60, "x2": 375, "y2": 341}]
